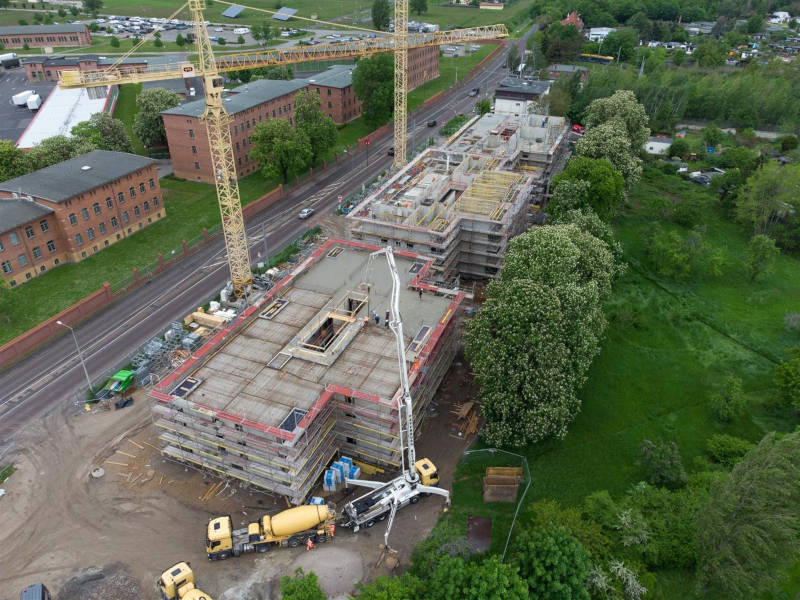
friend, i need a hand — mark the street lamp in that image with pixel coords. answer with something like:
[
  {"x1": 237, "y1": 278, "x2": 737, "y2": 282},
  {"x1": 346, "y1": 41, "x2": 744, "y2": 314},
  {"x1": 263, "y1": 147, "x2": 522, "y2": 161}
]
[{"x1": 56, "y1": 320, "x2": 93, "y2": 393}]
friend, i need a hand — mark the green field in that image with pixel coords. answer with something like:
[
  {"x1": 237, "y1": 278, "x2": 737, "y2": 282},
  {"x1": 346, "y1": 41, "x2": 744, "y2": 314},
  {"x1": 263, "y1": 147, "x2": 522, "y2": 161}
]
[
  {"x1": 0, "y1": 174, "x2": 278, "y2": 345},
  {"x1": 112, "y1": 82, "x2": 146, "y2": 155},
  {"x1": 440, "y1": 166, "x2": 800, "y2": 598}
]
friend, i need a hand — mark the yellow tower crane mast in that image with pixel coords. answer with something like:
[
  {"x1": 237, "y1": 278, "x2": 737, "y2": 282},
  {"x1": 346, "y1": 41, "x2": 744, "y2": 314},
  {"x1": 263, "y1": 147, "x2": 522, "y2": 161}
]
[
  {"x1": 189, "y1": 0, "x2": 251, "y2": 296},
  {"x1": 393, "y1": 0, "x2": 409, "y2": 168},
  {"x1": 58, "y1": 2, "x2": 509, "y2": 297}
]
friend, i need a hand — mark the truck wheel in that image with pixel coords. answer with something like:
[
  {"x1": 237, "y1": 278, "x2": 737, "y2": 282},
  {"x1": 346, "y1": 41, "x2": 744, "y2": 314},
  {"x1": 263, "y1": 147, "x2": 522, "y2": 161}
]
[
  {"x1": 257, "y1": 544, "x2": 269, "y2": 553},
  {"x1": 317, "y1": 535, "x2": 327, "y2": 543},
  {"x1": 410, "y1": 495, "x2": 420, "y2": 504},
  {"x1": 218, "y1": 551, "x2": 230, "y2": 560},
  {"x1": 378, "y1": 513, "x2": 387, "y2": 521},
  {"x1": 289, "y1": 537, "x2": 301, "y2": 548},
  {"x1": 365, "y1": 520, "x2": 375, "y2": 528}
]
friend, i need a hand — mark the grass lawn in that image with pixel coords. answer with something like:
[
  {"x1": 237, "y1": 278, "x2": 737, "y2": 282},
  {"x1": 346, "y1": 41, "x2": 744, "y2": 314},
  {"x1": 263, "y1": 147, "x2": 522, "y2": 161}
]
[
  {"x1": 0, "y1": 172, "x2": 278, "y2": 345},
  {"x1": 0, "y1": 464, "x2": 14, "y2": 485},
  {"x1": 439, "y1": 166, "x2": 800, "y2": 596},
  {"x1": 0, "y1": 10, "x2": 47, "y2": 27},
  {"x1": 113, "y1": 83, "x2": 146, "y2": 155}
]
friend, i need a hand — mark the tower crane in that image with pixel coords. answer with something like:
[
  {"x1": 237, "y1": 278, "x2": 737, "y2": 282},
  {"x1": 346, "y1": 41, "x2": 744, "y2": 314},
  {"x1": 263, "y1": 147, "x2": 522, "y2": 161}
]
[
  {"x1": 58, "y1": 2, "x2": 507, "y2": 297},
  {"x1": 340, "y1": 246, "x2": 449, "y2": 549}
]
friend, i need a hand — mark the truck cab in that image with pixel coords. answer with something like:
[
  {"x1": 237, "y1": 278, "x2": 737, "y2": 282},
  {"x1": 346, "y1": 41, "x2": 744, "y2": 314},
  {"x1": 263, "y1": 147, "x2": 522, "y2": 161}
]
[
  {"x1": 157, "y1": 562, "x2": 213, "y2": 600},
  {"x1": 206, "y1": 516, "x2": 235, "y2": 558},
  {"x1": 414, "y1": 458, "x2": 439, "y2": 486},
  {"x1": 19, "y1": 584, "x2": 51, "y2": 600}
]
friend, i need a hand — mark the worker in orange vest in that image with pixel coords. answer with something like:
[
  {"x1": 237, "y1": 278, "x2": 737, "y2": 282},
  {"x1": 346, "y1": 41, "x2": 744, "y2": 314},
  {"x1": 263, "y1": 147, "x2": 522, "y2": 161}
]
[
  {"x1": 328, "y1": 523, "x2": 335, "y2": 540},
  {"x1": 306, "y1": 537, "x2": 315, "y2": 551}
]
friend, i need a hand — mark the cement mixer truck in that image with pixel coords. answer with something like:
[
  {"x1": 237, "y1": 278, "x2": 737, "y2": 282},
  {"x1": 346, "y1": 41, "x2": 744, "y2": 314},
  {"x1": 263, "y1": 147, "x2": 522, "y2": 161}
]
[
  {"x1": 157, "y1": 562, "x2": 213, "y2": 600},
  {"x1": 206, "y1": 504, "x2": 334, "y2": 559}
]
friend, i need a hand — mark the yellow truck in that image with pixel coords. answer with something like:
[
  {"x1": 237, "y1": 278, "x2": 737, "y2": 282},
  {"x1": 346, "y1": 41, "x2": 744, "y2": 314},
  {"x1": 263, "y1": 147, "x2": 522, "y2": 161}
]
[
  {"x1": 157, "y1": 562, "x2": 213, "y2": 600},
  {"x1": 206, "y1": 504, "x2": 334, "y2": 559}
]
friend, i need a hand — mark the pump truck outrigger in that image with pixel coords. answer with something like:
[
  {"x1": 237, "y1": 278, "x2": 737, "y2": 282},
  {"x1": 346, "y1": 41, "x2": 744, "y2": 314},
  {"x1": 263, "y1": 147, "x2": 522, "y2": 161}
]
[{"x1": 340, "y1": 246, "x2": 450, "y2": 548}]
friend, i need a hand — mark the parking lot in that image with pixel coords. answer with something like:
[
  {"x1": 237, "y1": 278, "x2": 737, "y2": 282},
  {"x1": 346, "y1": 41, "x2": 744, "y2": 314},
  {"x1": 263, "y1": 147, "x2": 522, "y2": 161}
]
[{"x1": 0, "y1": 69, "x2": 55, "y2": 144}]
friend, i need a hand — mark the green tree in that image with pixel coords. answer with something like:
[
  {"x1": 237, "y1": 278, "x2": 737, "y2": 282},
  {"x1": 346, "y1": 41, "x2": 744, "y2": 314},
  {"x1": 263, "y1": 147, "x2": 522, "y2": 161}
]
[
  {"x1": 57, "y1": 7, "x2": 66, "y2": 16},
  {"x1": 26, "y1": 135, "x2": 96, "y2": 171},
  {"x1": 0, "y1": 140, "x2": 28, "y2": 182},
  {"x1": 475, "y1": 98, "x2": 491, "y2": 115},
  {"x1": 237, "y1": 34, "x2": 245, "y2": 44},
  {"x1": 69, "y1": 5, "x2": 79, "y2": 16},
  {"x1": 253, "y1": 65, "x2": 293, "y2": 80},
  {"x1": 153, "y1": 35, "x2": 163, "y2": 48},
  {"x1": 175, "y1": 33, "x2": 186, "y2": 47},
  {"x1": 773, "y1": 347, "x2": 800, "y2": 410},
  {"x1": 371, "y1": 0, "x2": 391, "y2": 31},
  {"x1": 778, "y1": 134, "x2": 798, "y2": 152},
  {"x1": 672, "y1": 48, "x2": 687, "y2": 66},
  {"x1": 602, "y1": 29, "x2": 638, "y2": 62},
  {"x1": 667, "y1": 139, "x2": 689, "y2": 158},
  {"x1": 352, "y1": 53, "x2": 394, "y2": 128},
  {"x1": 110, "y1": 35, "x2": 120, "y2": 48},
  {"x1": 542, "y1": 22, "x2": 582, "y2": 62},
  {"x1": 550, "y1": 156, "x2": 625, "y2": 220},
  {"x1": 293, "y1": 89, "x2": 337, "y2": 167},
  {"x1": 132, "y1": 88, "x2": 181, "y2": 148},
  {"x1": 639, "y1": 439, "x2": 687, "y2": 489},
  {"x1": 252, "y1": 21, "x2": 272, "y2": 43},
  {"x1": 694, "y1": 40, "x2": 726, "y2": 67},
  {"x1": 279, "y1": 568, "x2": 325, "y2": 600},
  {"x1": 410, "y1": 0, "x2": 427, "y2": 16},
  {"x1": 696, "y1": 431, "x2": 800, "y2": 598},
  {"x1": 355, "y1": 574, "x2": 421, "y2": 600},
  {"x1": 709, "y1": 375, "x2": 747, "y2": 422},
  {"x1": 575, "y1": 119, "x2": 643, "y2": 184},
  {"x1": 705, "y1": 434, "x2": 754, "y2": 468},
  {"x1": 745, "y1": 234, "x2": 779, "y2": 282},
  {"x1": 249, "y1": 118, "x2": 311, "y2": 183},
  {"x1": 584, "y1": 89, "x2": 650, "y2": 155},
  {"x1": 83, "y1": 0, "x2": 102, "y2": 12},
  {"x1": 429, "y1": 554, "x2": 528, "y2": 600},
  {"x1": 217, "y1": 37, "x2": 226, "y2": 45},
  {"x1": 735, "y1": 162, "x2": 800, "y2": 238},
  {"x1": 512, "y1": 527, "x2": 591, "y2": 600},
  {"x1": 71, "y1": 112, "x2": 133, "y2": 153},
  {"x1": 743, "y1": 13, "x2": 764, "y2": 33},
  {"x1": 702, "y1": 123, "x2": 724, "y2": 147}
]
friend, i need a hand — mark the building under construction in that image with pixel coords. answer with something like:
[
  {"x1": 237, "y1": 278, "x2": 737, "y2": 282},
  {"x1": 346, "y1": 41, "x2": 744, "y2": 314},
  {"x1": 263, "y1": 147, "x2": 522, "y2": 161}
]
[
  {"x1": 347, "y1": 112, "x2": 569, "y2": 282},
  {"x1": 149, "y1": 240, "x2": 463, "y2": 504}
]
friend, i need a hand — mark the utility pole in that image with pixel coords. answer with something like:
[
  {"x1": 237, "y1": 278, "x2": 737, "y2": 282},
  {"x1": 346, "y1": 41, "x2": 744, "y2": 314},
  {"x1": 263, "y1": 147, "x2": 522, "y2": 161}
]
[{"x1": 56, "y1": 320, "x2": 93, "y2": 393}]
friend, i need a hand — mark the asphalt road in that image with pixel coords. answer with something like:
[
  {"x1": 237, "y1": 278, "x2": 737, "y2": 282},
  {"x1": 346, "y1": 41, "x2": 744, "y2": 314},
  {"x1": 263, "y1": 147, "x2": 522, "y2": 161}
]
[{"x1": 0, "y1": 39, "x2": 521, "y2": 446}]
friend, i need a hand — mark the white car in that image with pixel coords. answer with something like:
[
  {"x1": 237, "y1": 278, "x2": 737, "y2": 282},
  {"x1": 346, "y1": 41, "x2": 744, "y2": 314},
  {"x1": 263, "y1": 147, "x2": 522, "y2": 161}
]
[
  {"x1": 298, "y1": 208, "x2": 314, "y2": 219},
  {"x1": 214, "y1": 27, "x2": 224, "y2": 32}
]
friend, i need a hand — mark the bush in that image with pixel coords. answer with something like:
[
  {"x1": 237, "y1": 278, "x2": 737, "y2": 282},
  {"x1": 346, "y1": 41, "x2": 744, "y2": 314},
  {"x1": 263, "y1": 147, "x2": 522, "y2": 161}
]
[
  {"x1": 705, "y1": 434, "x2": 754, "y2": 467},
  {"x1": 638, "y1": 439, "x2": 687, "y2": 489},
  {"x1": 779, "y1": 134, "x2": 798, "y2": 153},
  {"x1": 667, "y1": 139, "x2": 689, "y2": 158},
  {"x1": 709, "y1": 375, "x2": 747, "y2": 422},
  {"x1": 774, "y1": 347, "x2": 800, "y2": 410},
  {"x1": 512, "y1": 526, "x2": 591, "y2": 600}
]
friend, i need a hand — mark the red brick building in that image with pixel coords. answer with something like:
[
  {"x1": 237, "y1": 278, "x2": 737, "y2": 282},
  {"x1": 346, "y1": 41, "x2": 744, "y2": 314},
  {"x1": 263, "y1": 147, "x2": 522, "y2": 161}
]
[
  {"x1": 24, "y1": 54, "x2": 148, "y2": 83},
  {"x1": 302, "y1": 65, "x2": 362, "y2": 124},
  {"x1": 0, "y1": 24, "x2": 91, "y2": 49},
  {"x1": 162, "y1": 79, "x2": 308, "y2": 183},
  {"x1": 0, "y1": 151, "x2": 164, "y2": 286},
  {"x1": 408, "y1": 46, "x2": 440, "y2": 89}
]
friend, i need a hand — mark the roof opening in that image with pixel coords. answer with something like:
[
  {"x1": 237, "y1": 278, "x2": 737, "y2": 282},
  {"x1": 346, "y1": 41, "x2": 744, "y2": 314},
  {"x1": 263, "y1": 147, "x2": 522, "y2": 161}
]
[{"x1": 81, "y1": 165, "x2": 92, "y2": 171}]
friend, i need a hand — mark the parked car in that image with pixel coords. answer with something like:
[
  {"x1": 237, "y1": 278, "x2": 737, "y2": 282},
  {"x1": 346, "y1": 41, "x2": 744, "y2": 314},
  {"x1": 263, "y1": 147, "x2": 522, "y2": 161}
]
[
  {"x1": 571, "y1": 124, "x2": 585, "y2": 134},
  {"x1": 468, "y1": 87, "x2": 479, "y2": 97},
  {"x1": 387, "y1": 147, "x2": 395, "y2": 156},
  {"x1": 298, "y1": 208, "x2": 314, "y2": 219},
  {"x1": 427, "y1": 119, "x2": 437, "y2": 127}
]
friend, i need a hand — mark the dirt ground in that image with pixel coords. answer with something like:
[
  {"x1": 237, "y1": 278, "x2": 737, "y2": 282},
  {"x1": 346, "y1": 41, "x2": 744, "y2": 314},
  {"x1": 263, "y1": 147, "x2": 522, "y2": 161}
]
[{"x1": 0, "y1": 347, "x2": 479, "y2": 599}]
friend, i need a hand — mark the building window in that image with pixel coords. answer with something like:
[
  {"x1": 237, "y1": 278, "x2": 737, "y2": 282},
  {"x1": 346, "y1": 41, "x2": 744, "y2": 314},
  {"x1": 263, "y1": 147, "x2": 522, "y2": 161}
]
[
  {"x1": 0, "y1": 239, "x2": 3, "y2": 251},
  {"x1": 194, "y1": 162, "x2": 200, "y2": 170},
  {"x1": 192, "y1": 145, "x2": 197, "y2": 154},
  {"x1": 153, "y1": 196, "x2": 159, "y2": 207},
  {"x1": 68, "y1": 213, "x2": 77, "y2": 226},
  {"x1": 134, "y1": 206, "x2": 141, "y2": 217},
  {"x1": 75, "y1": 233, "x2": 83, "y2": 246},
  {"x1": 111, "y1": 216, "x2": 118, "y2": 229},
  {"x1": 328, "y1": 101, "x2": 332, "y2": 108},
  {"x1": 2, "y1": 260, "x2": 11, "y2": 274},
  {"x1": 87, "y1": 227, "x2": 95, "y2": 240},
  {"x1": 106, "y1": 197, "x2": 113, "y2": 209},
  {"x1": 40, "y1": 220, "x2": 49, "y2": 232},
  {"x1": 32, "y1": 246, "x2": 42, "y2": 259},
  {"x1": 149, "y1": 178, "x2": 155, "y2": 189},
  {"x1": 47, "y1": 240, "x2": 55, "y2": 252},
  {"x1": 129, "y1": 187, "x2": 136, "y2": 198},
  {"x1": 123, "y1": 211, "x2": 129, "y2": 223},
  {"x1": 189, "y1": 129, "x2": 195, "y2": 138},
  {"x1": 99, "y1": 222, "x2": 106, "y2": 234},
  {"x1": 143, "y1": 201, "x2": 150, "y2": 212},
  {"x1": 54, "y1": 258, "x2": 59, "y2": 265},
  {"x1": 81, "y1": 251, "x2": 86, "y2": 258},
  {"x1": 18, "y1": 254, "x2": 27, "y2": 267},
  {"x1": 10, "y1": 232, "x2": 19, "y2": 245},
  {"x1": 327, "y1": 88, "x2": 331, "y2": 96},
  {"x1": 25, "y1": 225, "x2": 34, "y2": 238},
  {"x1": 117, "y1": 192, "x2": 124, "y2": 203},
  {"x1": 139, "y1": 182, "x2": 146, "y2": 193},
  {"x1": 81, "y1": 207, "x2": 89, "y2": 220}
]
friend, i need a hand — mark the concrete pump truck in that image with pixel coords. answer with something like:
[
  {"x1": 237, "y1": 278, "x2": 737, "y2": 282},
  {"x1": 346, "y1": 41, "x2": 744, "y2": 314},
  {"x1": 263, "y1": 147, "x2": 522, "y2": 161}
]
[{"x1": 339, "y1": 246, "x2": 451, "y2": 548}]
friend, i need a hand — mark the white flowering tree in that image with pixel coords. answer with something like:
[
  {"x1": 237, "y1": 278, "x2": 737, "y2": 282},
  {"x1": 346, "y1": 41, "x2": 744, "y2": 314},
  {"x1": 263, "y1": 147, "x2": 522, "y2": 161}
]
[
  {"x1": 465, "y1": 225, "x2": 622, "y2": 447},
  {"x1": 576, "y1": 119, "x2": 643, "y2": 185},
  {"x1": 584, "y1": 90, "x2": 650, "y2": 154}
]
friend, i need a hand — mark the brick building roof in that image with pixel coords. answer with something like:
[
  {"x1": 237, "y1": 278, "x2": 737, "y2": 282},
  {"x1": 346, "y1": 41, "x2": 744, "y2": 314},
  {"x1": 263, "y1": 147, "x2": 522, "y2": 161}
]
[
  {"x1": 0, "y1": 150, "x2": 154, "y2": 203},
  {"x1": 0, "y1": 24, "x2": 87, "y2": 35},
  {"x1": 0, "y1": 198, "x2": 52, "y2": 235},
  {"x1": 162, "y1": 79, "x2": 308, "y2": 117},
  {"x1": 301, "y1": 65, "x2": 355, "y2": 89}
]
